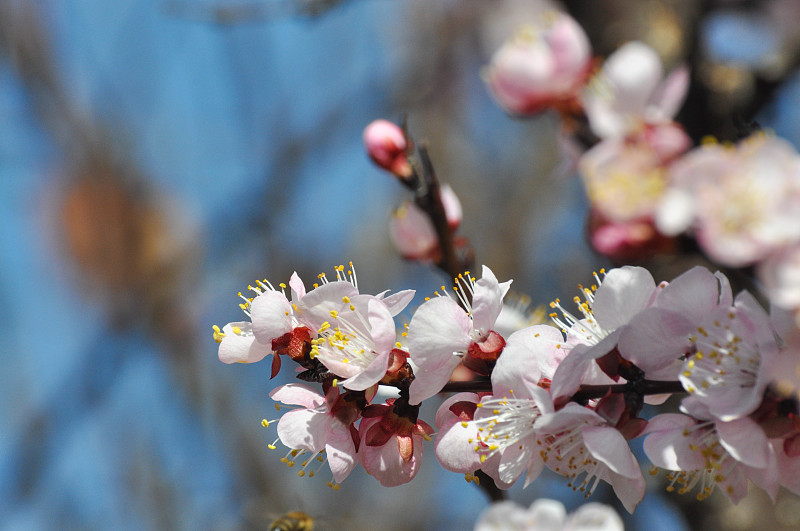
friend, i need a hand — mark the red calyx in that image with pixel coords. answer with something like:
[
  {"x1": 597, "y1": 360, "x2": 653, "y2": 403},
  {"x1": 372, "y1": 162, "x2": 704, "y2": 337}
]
[{"x1": 462, "y1": 330, "x2": 506, "y2": 375}]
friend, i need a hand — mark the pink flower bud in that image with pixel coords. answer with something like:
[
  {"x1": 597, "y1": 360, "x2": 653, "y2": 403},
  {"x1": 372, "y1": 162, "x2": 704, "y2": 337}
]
[
  {"x1": 485, "y1": 12, "x2": 592, "y2": 115},
  {"x1": 363, "y1": 119, "x2": 412, "y2": 177}
]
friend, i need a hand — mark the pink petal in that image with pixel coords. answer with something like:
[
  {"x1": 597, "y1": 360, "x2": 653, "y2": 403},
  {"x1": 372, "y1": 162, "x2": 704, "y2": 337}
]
[
  {"x1": 276, "y1": 408, "x2": 331, "y2": 452},
  {"x1": 380, "y1": 289, "x2": 415, "y2": 316},
  {"x1": 583, "y1": 425, "x2": 640, "y2": 478},
  {"x1": 650, "y1": 64, "x2": 689, "y2": 120},
  {"x1": 407, "y1": 297, "x2": 472, "y2": 370},
  {"x1": 367, "y1": 299, "x2": 397, "y2": 354},
  {"x1": 289, "y1": 271, "x2": 306, "y2": 300},
  {"x1": 435, "y1": 392, "x2": 479, "y2": 428},
  {"x1": 617, "y1": 307, "x2": 692, "y2": 373},
  {"x1": 342, "y1": 350, "x2": 390, "y2": 391},
  {"x1": 655, "y1": 266, "x2": 721, "y2": 324},
  {"x1": 491, "y1": 325, "x2": 556, "y2": 397},
  {"x1": 295, "y1": 281, "x2": 359, "y2": 331},
  {"x1": 716, "y1": 417, "x2": 770, "y2": 469},
  {"x1": 325, "y1": 420, "x2": 358, "y2": 483},
  {"x1": 270, "y1": 383, "x2": 325, "y2": 409},
  {"x1": 593, "y1": 266, "x2": 656, "y2": 330},
  {"x1": 408, "y1": 357, "x2": 462, "y2": 405}
]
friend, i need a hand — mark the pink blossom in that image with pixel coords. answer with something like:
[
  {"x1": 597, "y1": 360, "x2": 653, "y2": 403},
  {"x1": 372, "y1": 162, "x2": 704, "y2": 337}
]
[
  {"x1": 358, "y1": 399, "x2": 433, "y2": 486},
  {"x1": 583, "y1": 41, "x2": 689, "y2": 139},
  {"x1": 537, "y1": 403, "x2": 646, "y2": 513},
  {"x1": 615, "y1": 266, "x2": 732, "y2": 381},
  {"x1": 657, "y1": 134, "x2": 800, "y2": 266},
  {"x1": 214, "y1": 272, "x2": 306, "y2": 366},
  {"x1": 301, "y1": 285, "x2": 412, "y2": 391},
  {"x1": 269, "y1": 383, "x2": 360, "y2": 485},
  {"x1": 485, "y1": 12, "x2": 591, "y2": 115},
  {"x1": 407, "y1": 266, "x2": 512, "y2": 404},
  {"x1": 475, "y1": 498, "x2": 624, "y2": 531},
  {"x1": 363, "y1": 119, "x2": 412, "y2": 177}
]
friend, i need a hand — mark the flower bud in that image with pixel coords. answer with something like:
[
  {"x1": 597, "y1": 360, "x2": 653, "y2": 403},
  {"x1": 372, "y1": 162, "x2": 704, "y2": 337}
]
[
  {"x1": 485, "y1": 12, "x2": 591, "y2": 115},
  {"x1": 363, "y1": 119, "x2": 412, "y2": 177}
]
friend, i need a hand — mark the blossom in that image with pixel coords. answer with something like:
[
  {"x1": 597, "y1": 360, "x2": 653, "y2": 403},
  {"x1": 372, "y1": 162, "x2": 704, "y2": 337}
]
[
  {"x1": 583, "y1": 41, "x2": 689, "y2": 139},
  {"x1": 656, "y1": 134, "x2": 800, "y2": 266},
  {"x1": 299, "y1": 277, "x2": 413, "y2": 391},
  {"x1": 406, "y1": 265, "x2": 512, "y2": 404},
  {"x1": 269, "y1": 383, "x2": 360, "y2": 486},
  {"x1": 213, "y1": 272, "x2": 306, "y2": 367},
  {"x1": 537, "y1": 403, "x2": 646, "y2": 513},
  {"x1": 485, "y1": 11, "x2": 592, "y2": 115},
  {"x1": 474, "y1": 498, "x2": 623, "y2": 531},
  {"x1": 643, "y1": 413, "x2": 778, "y2": 503},
  {"x1": 358, "y1": 399, "x2": 433, "y2": 486},
  {"x1": 579, "y1": 123, "x2": 690, "y2": 224},
  {"x1": 363, "y1": 119, "x2": 412, "y2": 177}
]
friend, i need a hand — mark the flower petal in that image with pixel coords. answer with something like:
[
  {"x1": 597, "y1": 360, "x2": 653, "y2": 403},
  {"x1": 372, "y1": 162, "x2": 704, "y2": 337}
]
[
  {"x1": 407, "y1": 297, "x2": 472, "y2": 371},
  {"x1": 471, "y1": 266, "x2": 512, "y2": 335},
  {"x1": 408, "y1": 357, "x2": 462, "y2": 405},
  {"x1": 593, "y1": 266, "x2": 656, "y2": 330},
  {"x1": 250, "y1": 291, "x2": 294, "y2": 343},
  {"x1": 218, "y1": 322, "x2": 271, "y2": 364}
]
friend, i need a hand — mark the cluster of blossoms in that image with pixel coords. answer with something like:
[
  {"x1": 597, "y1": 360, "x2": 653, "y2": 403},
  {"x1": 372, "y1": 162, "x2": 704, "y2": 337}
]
[
  {"x1": 485, "y1": 9, "x2": 800, "y2": 314},
  {"x1": 214, "y1": 7, "x2": 800, "y2": 528},
  {"x1": 214, "y1": 262, "x2": 800, "y2": 513}
]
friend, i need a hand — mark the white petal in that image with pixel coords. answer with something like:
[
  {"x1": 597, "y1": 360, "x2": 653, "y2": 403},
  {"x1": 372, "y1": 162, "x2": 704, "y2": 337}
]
[
  {"x1": 250, "y1": 291, "x2": 293, "y2": 343},
  {"x1": 471, "y1": 265, "x2": 512, "y2": 335}
]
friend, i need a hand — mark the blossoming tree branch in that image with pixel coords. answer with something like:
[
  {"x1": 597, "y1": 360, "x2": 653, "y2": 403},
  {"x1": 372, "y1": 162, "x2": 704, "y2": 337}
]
[{"x1": 213, "y1": 7, "x2": 800, "y2": 528}]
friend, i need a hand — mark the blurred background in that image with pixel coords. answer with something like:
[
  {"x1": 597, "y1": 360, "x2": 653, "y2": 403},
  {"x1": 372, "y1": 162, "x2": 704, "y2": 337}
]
[{"x1": 2, "y1": 0, "x2": 800, "y2": 529}]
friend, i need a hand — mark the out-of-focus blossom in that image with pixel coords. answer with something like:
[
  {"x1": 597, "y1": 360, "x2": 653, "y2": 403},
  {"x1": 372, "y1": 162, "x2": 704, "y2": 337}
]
[
  {"x1": 407, "y1": 266, "x2": 511, "y2": 404},
  {"x1": 474, "y1": 498, "x2": 624, "y2": 531},
  {"x1": 358, "y1": 399, "x2": 433, "y2": 486},
  {"x1": 269, "y1": 383, "x2": 360, "y2": 486},
  {"x1": 657, "y1": 134, "x2": 800, "y2": 267},
  {"x1": 537, "y1": 403, "x2": 646, "y2": 513},
  {"x1": 583, "y1": 41, "x2": 689, "y2": 139},
  {"x1": 484, "y1": 11, "x2": 592, "y2": 116},
  {"x1": 588, "y1": 215, "x2": 676, "y2": 262},
  {"x1": 363, "y1": 119, "x2": 412, "y2": 177},
  {"x1": 643, "y1": 413, "x2": 778, "y2": 503},
  {"x1": 580, "y1": 123, "x2": 690, "y2": 224},
  {"x1": 493, "y1": 292, "x2": 547, "y2": 338},
  {"x1": 760, "y1": 243, "x2": 800, "y2": 309},
  {"x1": 389, "y1": 184, "x2": 462, "y2": 260}
]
